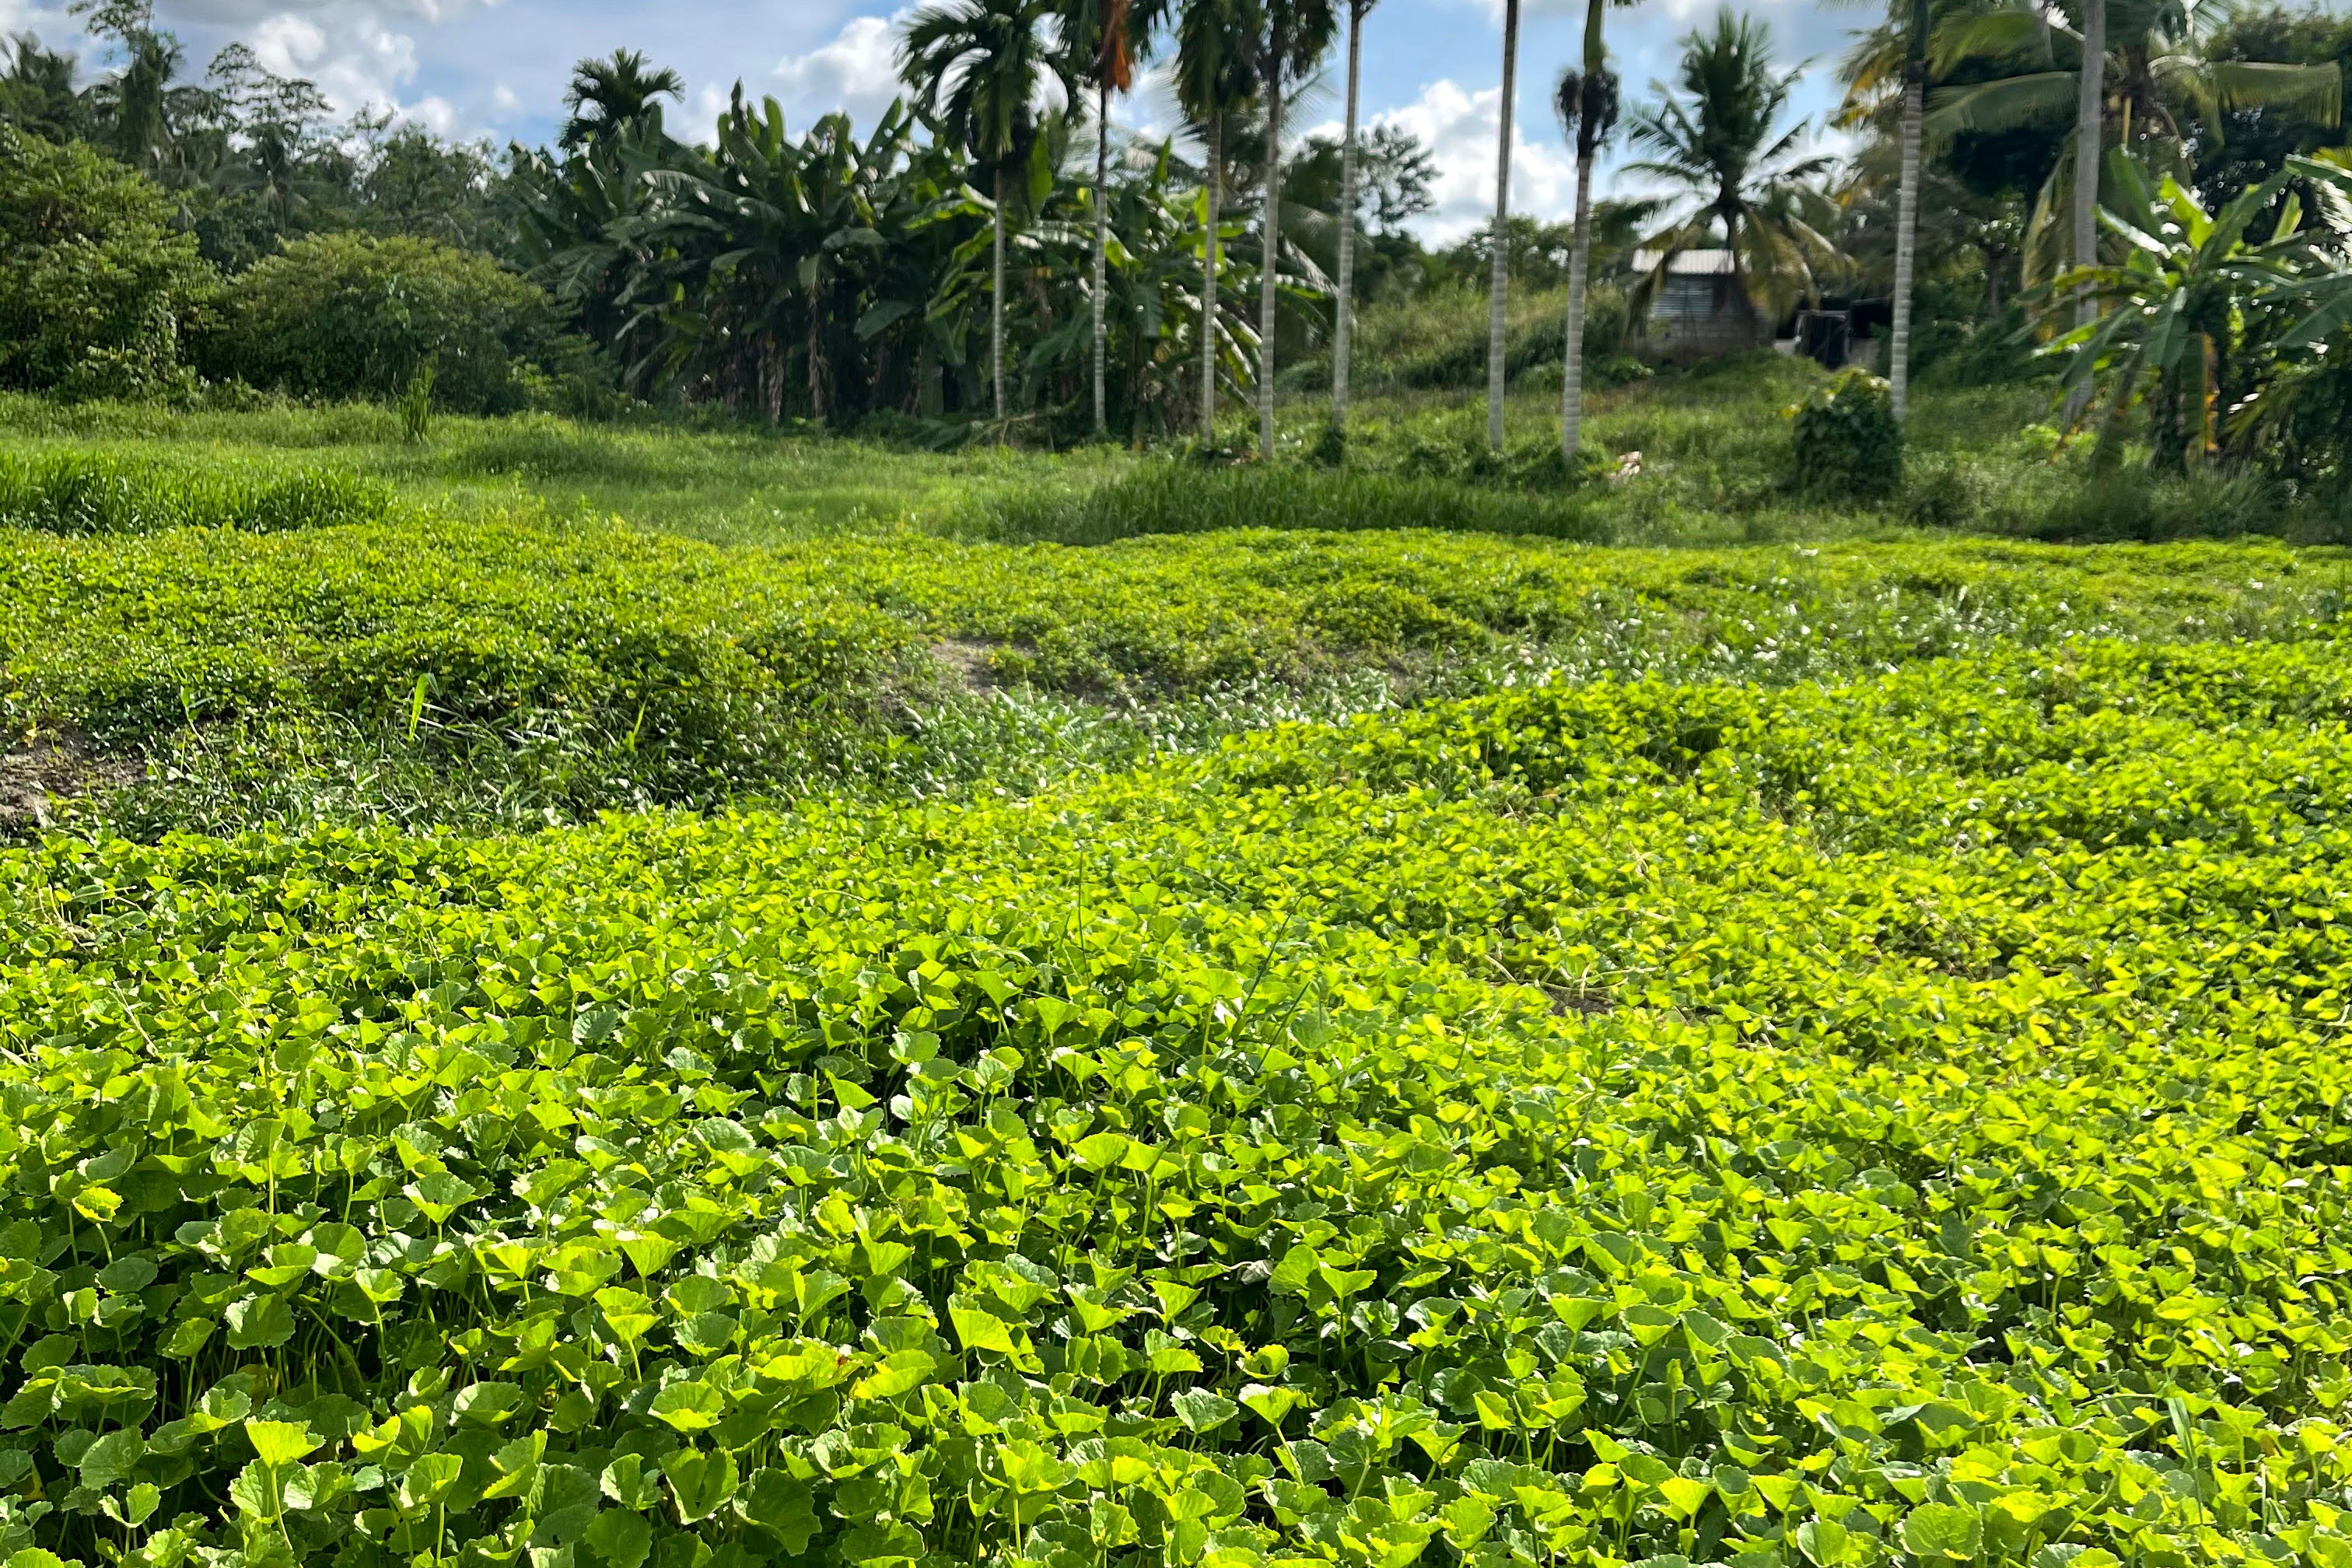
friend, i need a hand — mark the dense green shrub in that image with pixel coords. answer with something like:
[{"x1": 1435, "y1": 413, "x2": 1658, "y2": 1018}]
[
  {"x1": 202, "y1": 234, "x2": 572, "y2": 415},
  {"x1": 0, "y1": 449, "x2": 392, "y2": 534},
  {"x1": 1789, "y1": 369, "x2": 1904, "y2": 499},
  {"x1": 0, "y1": 128, "x2": 217, "y2": 398}
]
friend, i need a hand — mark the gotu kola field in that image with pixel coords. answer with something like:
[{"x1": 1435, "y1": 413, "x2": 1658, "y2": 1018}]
[{"x1": 7, "y1": 0, "x2": 2352, "y2": 1563}]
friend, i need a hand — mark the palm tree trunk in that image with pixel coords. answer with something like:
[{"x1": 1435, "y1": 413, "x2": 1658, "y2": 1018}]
[
  {"x1": 992, "y1": 163, "x2": 1010, "y2": 425},
  {"x1": 1486, "y1": 0, "x2": 1521, "y2": 453},
  {"x1": 1561, "y1": 144, "x2": 1595, "y2": 462},
  {"x1": 1563, "y1": 0, "x2": 1607, "y2": 464},
  {"x1": 1333, "y1": 2, "x2": 1364, "y2": 437},
  {"x1": 1094, "y1": 79, "x2": 1112, "y2": 439},
  {"x1": 1202, "y1": 112, "x2": 1223, "y2": 440},
  {"x1": 1890, "y1": 0, "x2": 1930, "y2": 420},
  {"x1": 1890, "y1": 72, "x2": 1923, "y2": 420},
  {"x1": 1722, "y1": 197, "x2": 1762, "y2": 348},
  {"x1": 2064, "y1": 0, "x2": 2106, "y2": 427},
  {"x1": 808, "y1": 289, "x2": 827, "y2": 422},
  {"x1": 1258, "y1": 65, "x2": 1283, "y2": 460}
]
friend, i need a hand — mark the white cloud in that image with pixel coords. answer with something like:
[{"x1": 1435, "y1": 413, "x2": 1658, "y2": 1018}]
[
  {"x1": 242, "y1": 9, "x2": 460, "y2": 131},
  {"x1": 407, "y1": 93, "x2": 457, "y2": 133},
  {"x1": 1362, "y1": 78, "x2": 1583, "y2": 243},
  {"x1": 772, "y1": 10, "x2": 906, "y2": 128},
  {"x1": 692, "y1": 81, "x2": 733, "y2": 129},
  {"x1": 250, "y1": 14, "x2": 331, "y2": 75}
]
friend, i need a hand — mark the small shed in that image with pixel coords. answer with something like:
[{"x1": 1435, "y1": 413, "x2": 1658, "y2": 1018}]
[{"x1": 1632, "y1": 248, "x2": 1766, "y2": 360}]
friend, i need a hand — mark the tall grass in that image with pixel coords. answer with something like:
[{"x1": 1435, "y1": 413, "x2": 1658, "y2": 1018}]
[
  {"x1": 0, "y1": 449, "x2": 394, "y2": 534},
  {"x1": 1311, "y1": 280, "x2": 1636, "y2": 394},
  {"x1": 975, "y1": 460, "x2": 1613, "y2": 544}
]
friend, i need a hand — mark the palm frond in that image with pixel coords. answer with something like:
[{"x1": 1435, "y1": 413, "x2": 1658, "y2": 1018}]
[
  {"x1": 2203, "y1": 58, "x2": 2343, "y2": 124},
  {"x1": 1927, "y1": 70, "x2": 2076, "y2": 135}
]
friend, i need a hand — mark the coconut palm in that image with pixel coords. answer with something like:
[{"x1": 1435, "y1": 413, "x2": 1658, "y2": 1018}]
[
  {"x1": 1330, "y1": 0, "x2": 1377, "y2": 438},
  {"x1": 901, "y1": 0, "x2": 1071, "y2": 424},
  {"x1": 1252, "y1": 0, "x2": 1339, "y2": 457},
  {"x1": 1173, "y1": 0, "x2": 1262, "y2": 439},
  {"x1": 1835, "y1": 0, "x2": 2031, "y2": 418},
  {"x1": 1624, "y1": 12, "x2": 1846, "y2": 345},
  {"x1": 1557, "y1": 0, "x2": 1629, "y2": 460},
  {"x1": 1485, "y1": 0, "x2": 1522, "y2": 453},
  {"x1": 2064, "y1": 0, "x2": 2105, "y2": 424},
  {"x1": 559, "y1": 49, "x2": 685, "y2": 153},
  {"x1": 1056, "y1": 0, "x2": 1173, "y2": 438}
]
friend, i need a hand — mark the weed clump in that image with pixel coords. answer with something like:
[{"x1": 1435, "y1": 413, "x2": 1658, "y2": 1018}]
[{"x1": 1789, "y1": 369, "x2": 1904, "y2": 499}]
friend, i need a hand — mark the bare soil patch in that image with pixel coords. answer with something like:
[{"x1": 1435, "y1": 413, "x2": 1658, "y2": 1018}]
[{"x1": 0, "y1": 730, "x2": 135, "y2": 833}]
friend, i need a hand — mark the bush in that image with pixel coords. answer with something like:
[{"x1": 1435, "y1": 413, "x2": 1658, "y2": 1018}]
[
  {"x1": 202, "y1": 233, "x2": 578, "y2": 415},
  {"x1": 0, "y1": 449, "x2": 393, "y2": 534},
  {"x1": 1789, "y1": 369, "x2": 1903, "y2": 499},
  {"x1": 0, "y1": 127, "x2": 216, "y2": 398}
]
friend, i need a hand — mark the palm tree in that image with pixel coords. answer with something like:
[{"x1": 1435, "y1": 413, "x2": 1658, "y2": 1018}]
[
  {"x1": 559, "y1": 49, "x2": 684, "y2": 153},
  {"x1": 901, "y1": 0, "x2": 1069, "y2": 424},
  {"x1": 1330, "y1": 0, "x2": 1377, "y2": 439},
  {"x1": 1557, "y1": 0, "x2": 1626, "y2": 460},
  {"x1": 1057, "y1": 0, "x2": 1172, "y2": 439},
  {"x1": 1174, "y1": 0, "x2": 1262, "y2": 441},
  {"x1": 1834, "y1": 0, "x2": 1997, "y2": 420},
  {"x1": 1, "y1": 33, "x2": 86, "y2": 142},
  {"x1": 1252, "y1": 0, "x2": 1339, "y2": 457},
  {"x1": 1625, "y1": 11, "x2": 1845, "y2": 348},
  {"x1": 1486, "y1": 0, "x2": 1521, "y2": 453}
]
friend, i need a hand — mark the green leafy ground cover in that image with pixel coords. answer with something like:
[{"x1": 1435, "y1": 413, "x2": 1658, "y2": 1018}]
[
  {"x1": 2, "y1": 635, "x2": 2351, "y2": 1568},
  {"x1": 3, "y1": 492, "x2": 2335, "y2": 831},
  {"x1": 6, "y1": 376, "x2": 2352, "y2": 1568}
]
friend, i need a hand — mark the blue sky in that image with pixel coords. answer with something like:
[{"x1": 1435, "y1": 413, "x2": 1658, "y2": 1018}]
[{"x1": 12, "y1": 0, "x2": 2329, "y2": 240}]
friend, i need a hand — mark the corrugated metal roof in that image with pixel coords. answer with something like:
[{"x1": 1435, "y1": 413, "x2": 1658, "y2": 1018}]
[{"x1": 1630, "y1": 247, "x2": 1738, "y2": 276}]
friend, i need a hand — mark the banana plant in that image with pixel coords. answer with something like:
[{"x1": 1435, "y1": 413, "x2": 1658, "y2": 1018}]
[
  {"x1": 1016, "y1": 140, "x2": 1267, "y2": 437},
  {"x1": 2043, "y1": 148, "x2": 2352, "y2": 467},
  {"x1": 1928, "y1": 0, "x2": 2341, "y2": 288}
]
